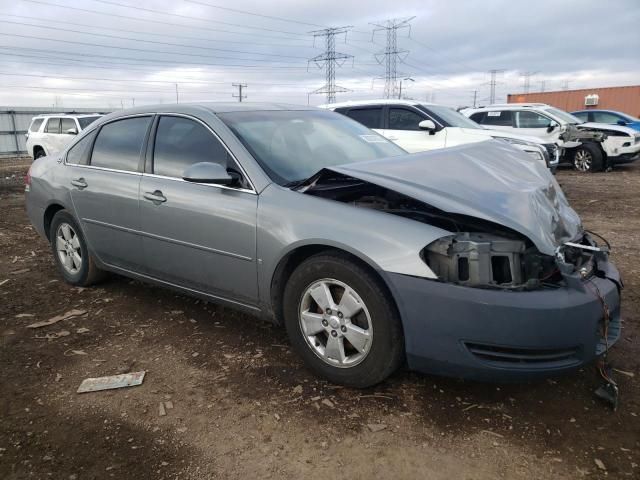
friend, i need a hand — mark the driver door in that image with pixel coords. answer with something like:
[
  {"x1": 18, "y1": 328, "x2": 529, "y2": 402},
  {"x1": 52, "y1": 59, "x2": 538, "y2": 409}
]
[{"x1": 138, "y1": 114, "x2": 258, "y2": 306}]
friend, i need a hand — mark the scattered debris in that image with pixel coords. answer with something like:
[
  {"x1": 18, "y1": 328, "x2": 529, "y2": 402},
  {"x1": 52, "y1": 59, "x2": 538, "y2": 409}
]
[
  {"x1": 274, "y1": 413, "x2": 281, "y2": 421},
  {"x1": 76, "y1": 327, "x2": 90, "y2": 334},
  {"x1": 292, "y1": 385, "x2": 303, "y2": 395},
  {"x1": 77, "y1": 371, "x2": 146, "y2": 393},
  {"x1": 159, "y1": 402, "x2": 167, "y2": 416},
  {"x1": 55, "y1": 373, "x2": 62, "y2": 382},
  {"x1": 15, "y1": 313, "x2": 34, "y2": 318},
  {"x1": 0, "y1": 279, "x2": 8, "y2": 287},
  {"x1": 36, "y1": 330, "x2": 70, "y2": 340},
  {"x1": 164, "y1": 401, "x2": 174, "y2": 410},
  {"x1": 481, "y1": 430, "x2": 504, "y2": 439},
  {"x1": 462, "y1": 404, "x2": 478, "y2": 412},
  {"x1": 68, "y1": 350, "x2": 88, "y2": 356},
  {"x1": 26, "y1": 309, "x2": 87, "y2": 329},
  {"x1": 594, "y1": 458, "x2": 606, "y2": 471},
  {"x1": 321, "y1": 399, "x2": 335, "y2": 408},
  {"x1": 367, "y1": 423, "x2": 387, "y2": 433},
  {"x1": 613, "y1": 368, "x2": 635, "y2": 378},
  {"x1": 10, "y1": 268, "x2": 30, "y2": 275}
]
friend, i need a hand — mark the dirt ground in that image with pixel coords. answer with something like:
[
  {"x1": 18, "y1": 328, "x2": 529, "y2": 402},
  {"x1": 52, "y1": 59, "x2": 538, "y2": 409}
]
[{"x1": 1, "y1": 161, "x2": 638, "y2": 479}]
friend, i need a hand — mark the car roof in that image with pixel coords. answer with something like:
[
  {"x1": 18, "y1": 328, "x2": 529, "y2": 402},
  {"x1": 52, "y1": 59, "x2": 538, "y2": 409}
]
[
  {"x1": 320, "y1": 99, "x2": 439, "y2": 109},
  {"x1": 469, "y1": 103, "x2": 550, "y2": 111},
  {"x1": 34, "y1": 113, "x2": 103, "y2": 118}
]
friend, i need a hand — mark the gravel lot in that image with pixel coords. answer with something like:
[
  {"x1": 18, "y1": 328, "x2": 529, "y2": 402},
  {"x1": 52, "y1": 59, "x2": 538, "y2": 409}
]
[{"x1": 1, "y1": 162, "x2": 639, "y2": 479}]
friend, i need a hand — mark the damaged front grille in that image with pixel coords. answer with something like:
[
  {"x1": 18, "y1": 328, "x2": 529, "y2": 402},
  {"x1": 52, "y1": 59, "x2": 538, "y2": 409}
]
[{"x1": 465, "y1": 342, "x2": 581, "y2": 368}]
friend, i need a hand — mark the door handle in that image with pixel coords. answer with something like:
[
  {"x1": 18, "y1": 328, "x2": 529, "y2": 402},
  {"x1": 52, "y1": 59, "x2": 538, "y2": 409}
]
[
  {"x1": 143, "y1": 190, "x2": 167, "y2": 204},
  {"x1": 386, "y1": 135, "x2": 399, "y2": 141},
  {"x1": 71, "y1": 178, "x2": 88, "y2": 189}
]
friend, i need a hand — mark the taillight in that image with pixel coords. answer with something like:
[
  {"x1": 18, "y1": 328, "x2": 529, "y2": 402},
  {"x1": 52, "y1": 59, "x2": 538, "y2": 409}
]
[{"x1": 25, "y1": 166, "x2": 32, "y2": 190}]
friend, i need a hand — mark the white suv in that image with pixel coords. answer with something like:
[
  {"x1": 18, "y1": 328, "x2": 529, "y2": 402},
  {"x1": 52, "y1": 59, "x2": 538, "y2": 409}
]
[
  {"x1": 321, "y1": 100, "x2": 559, "y2": 171},
  {"x1": 25, "y1": 114, "x2": 102, "y2": 159},
  {"x1": 462, "y1": 103, "x2": 640, "y2": 172}
]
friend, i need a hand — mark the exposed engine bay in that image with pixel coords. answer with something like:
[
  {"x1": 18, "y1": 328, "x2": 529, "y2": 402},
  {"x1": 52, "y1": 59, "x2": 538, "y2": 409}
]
[
  {"x1": 301, "y1": 170, "x2": 599, "y2": 290},
  {"x1": 562, "y1": 124, "x2": 606, "y2": 143}
]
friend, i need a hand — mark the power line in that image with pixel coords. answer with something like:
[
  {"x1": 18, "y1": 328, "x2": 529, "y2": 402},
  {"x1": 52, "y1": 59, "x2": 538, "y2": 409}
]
[
  {"x1": 2, "y1": 13, "x2": 315, "y2": 49},
  {"x1": 0, "y1": 32, "x2": 305, "y2": 64},
  {"x1": 0, "y1": 20, "x2": 308, "y2": 60},
  {"x1": 520, "y1": 71, "x2": 538, "y2": 94},
  {"x1": 232, "y1": 83, "x2": 247, "y2": 102},
  {"x1": 488, "y1": 69, "x2": 504, "y2": 104},
  {"x1": 184, "y1": 0, "x2": 327, "y2": 28},
  {"x1": 371, "y1": 17, "x2": 415, "y2": 99},
  {"x1": 23, "y1": 0, "x2": 313, "y2": 41},
  {"x1": 308, "y1": 27, "x2": 354, "y2": 104},
  {"x1": 88, "y1": 0, "x2": 310, "y2": 37}
]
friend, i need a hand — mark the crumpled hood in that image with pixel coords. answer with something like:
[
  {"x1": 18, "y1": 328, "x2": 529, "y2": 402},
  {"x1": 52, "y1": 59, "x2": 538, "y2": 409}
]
[{"x1": 327, "y1": 141, "x2": 582, "y2": 256}]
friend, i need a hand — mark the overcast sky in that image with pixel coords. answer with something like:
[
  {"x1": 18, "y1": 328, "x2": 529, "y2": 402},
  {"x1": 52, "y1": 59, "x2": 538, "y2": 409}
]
[{"x1": 0, "y1": 0, "x2": 638, "y2": 109}]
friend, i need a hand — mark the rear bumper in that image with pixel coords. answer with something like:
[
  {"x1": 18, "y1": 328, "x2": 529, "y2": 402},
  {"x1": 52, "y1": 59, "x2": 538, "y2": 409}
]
[{"x1": 387, "y1": 262, "x2": 622, "y2": 382}]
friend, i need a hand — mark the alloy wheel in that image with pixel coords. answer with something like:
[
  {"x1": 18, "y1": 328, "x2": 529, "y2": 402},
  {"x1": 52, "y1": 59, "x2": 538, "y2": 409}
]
[
  {"x1": 56, "y1": 223, "x2": 82, "y2": 274},
  {"x1": 298, "y1": 278, "x2": 373, "y2": 368},
  {"x1": 574, "y1": 149, "x2": 592, "y2": 172}
]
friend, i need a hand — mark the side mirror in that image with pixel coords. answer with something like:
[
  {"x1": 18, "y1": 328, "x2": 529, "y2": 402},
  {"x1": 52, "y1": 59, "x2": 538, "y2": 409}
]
[
  {"x1": 183, "y1": 162, "x2": 233, "y2": 185},
  {"x1": 546, "y1": 122, "x2": 558, "y2": 133},
  {"x1": 418, "y1": 119, "x2": 437, "y2": 132},
  {"x1": 65, "y1": 128, "x2": 78, "y2": 135},
  {"x1": 617, "y1": 120, "x2": 627, "y2": 126}
]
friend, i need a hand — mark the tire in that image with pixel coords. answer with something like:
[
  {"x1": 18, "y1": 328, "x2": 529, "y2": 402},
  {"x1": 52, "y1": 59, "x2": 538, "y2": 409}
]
[
  {"x1": 49, "y1": 210, "x2": 105, "y2": 287},
  {"x1": 283, "y1": 252, "x2": 404, "y2": 388},
  {"x1": 34, "y1": 148, "x2": 46, "y2": 159},
  {"x1": 572, "y1": 143, "x2": 604, "y2": 172}
]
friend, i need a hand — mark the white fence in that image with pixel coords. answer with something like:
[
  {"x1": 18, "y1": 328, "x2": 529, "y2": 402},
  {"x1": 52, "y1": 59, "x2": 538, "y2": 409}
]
[{"x1": 0, "y1": 106, "x2": 111, "y2": 157}]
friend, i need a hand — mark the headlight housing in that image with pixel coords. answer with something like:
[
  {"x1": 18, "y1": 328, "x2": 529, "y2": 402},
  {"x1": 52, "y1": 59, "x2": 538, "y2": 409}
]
[{"x1": 495, "y1": 137, "x2": 548, "y2": 163}]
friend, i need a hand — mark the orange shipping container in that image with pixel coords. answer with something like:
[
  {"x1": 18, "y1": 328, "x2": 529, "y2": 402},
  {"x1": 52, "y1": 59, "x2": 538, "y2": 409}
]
[{"x1": 507, "y1": 85, "x2": 640, "y2": 118}]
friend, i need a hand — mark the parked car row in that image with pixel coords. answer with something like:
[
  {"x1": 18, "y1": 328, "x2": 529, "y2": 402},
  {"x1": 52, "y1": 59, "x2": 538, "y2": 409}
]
[
  {"x1": 25, "y1": 103, "x2": 622, "y2": 387},
  {"x1": 320, "y1": 100, "x2": 559, "y2": 172},
  {"x1": 462, "y1": 104, "x2": 640, "y2": 172}
]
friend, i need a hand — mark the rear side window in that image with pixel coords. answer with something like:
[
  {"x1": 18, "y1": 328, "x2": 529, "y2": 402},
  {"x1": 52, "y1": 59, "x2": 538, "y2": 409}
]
[
  {"x1": 29, "y1": 118, "x2": 44, "y2": 132},
  {"x1": 572, "y1": 111, "x2": 589, "y2": 122},
  {"x1": 592, "y1": 111, "x2": 622, "y2": 124},
  {"x1": 60, "y1": 118, "x2": 76, "y2": 133},
  {"x1": 477, "y1": 110, "x2": 512, "y2": 127},
  {"x1": 90, "y1": 116, "x2": 151, "y2": 172},
  {"x1": 78, "y1": 116, "x2": 101, "y2": 130},
  {"x1": 344, "y1": 107, "x2": 383, "y2": 129},
  {"x1": 388, "y1": 108, "x2": 424, "y2": 131},
  {"x1": 45, "y1": 118, "x2": 60, "y2": 133},
  {"x1": 66, "y1": 131, "x2": 97, "y2": 165},
  {"x1": 153, "y1": 116, "x2": 230, "y2": 178}
]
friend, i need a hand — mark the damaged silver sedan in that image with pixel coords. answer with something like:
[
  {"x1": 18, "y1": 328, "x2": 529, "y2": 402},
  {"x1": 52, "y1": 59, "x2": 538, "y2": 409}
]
[{"x1": 25, "y1": 104, "x2": 622, "y2": 387}]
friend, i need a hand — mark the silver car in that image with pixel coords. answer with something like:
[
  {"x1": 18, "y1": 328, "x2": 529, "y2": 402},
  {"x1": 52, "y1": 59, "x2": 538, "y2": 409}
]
[{"x1": 25, "y1": 103, "x2": 622, "y2": 387}]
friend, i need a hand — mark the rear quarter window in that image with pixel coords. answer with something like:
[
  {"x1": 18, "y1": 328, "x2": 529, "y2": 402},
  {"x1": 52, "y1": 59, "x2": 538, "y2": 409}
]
[
  {"x1": 66, "y1": 131, "x2": 97, "y2": 165},
  {"x1": 478, "y1": 110, "x2": 513, "y2": 127},
  {"x1": 29, "y1": 118, "x2": 44, "y2": 132}
]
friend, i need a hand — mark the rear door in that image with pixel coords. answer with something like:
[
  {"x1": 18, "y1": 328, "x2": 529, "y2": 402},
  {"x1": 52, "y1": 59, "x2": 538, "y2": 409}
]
[
  {"x1": 138, "y1": 114, "x2": 258, "y2": 305},
  {"x1": 43, "y1": 117, "x2": 62, "y2": 155},
  {"x1": 337, "y1": 106, "x2": 384, "y2": 134},
  {"x1": 384, "y1": 106, "x2": 445, "y2": 152},
  {"x1": 513, "y1": 110, "x2": 557, "y2": 141},
  {"x1": 472, "y1": 110, "x2": 514, "y2": 133},
  {"x1": 68, "y1": 115, "x2": 152, "y2": 271}
]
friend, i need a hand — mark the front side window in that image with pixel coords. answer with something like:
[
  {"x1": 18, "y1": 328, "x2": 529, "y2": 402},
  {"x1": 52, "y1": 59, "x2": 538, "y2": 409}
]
[
  {"x1": 421, "y1": 105, "x2": 480, "y2": 129},
  {"x1": 66, "y1": 131, "x2": 96, "y2": 165},
  {"x1": 29, "y1": 118, "x2": 44, "y2": 132},
  {"x1": 388, "y1": 108, "x2": 424, "y2": 131},
  {"x1": 90, "y1": 116, "x2": 151, "y2": 172},
  {"x1": 344, "y1": 107, "x2": 383, "y2": 129},
  {"x1": 153, "y1": 116, "x2": 231, "y2": 178},
  {"x1": 515, "y1": 111, "x2": 552, "y2": 128},
  {"x1": 60, "y1": 118, "x2": 76, "y2": 134},
  {"x1": 478, "y1": 110, "x2": 513, "y2": 127},
  {"x1": 45, "y1": 118, "x2": 60, "y2": 134},
  {"x1": 219, "y1": 110, "x2": 405, "y2": 186}
]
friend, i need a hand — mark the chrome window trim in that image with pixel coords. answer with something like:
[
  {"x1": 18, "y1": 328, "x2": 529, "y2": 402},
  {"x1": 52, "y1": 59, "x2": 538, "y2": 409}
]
[
  {"x1": 141, "y1": 172, "x2": 256, "y2": 195},
  {"x1": 151, "y1": 112, "x2": 257, "y2": 194},
  {"x1": 66, "y1": 164, "x2": 142, "y2": 177}
]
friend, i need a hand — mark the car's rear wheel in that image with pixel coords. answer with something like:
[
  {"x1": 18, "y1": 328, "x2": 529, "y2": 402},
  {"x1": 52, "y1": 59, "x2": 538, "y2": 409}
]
[
  {"x1": 573, "y1": 143, "x2": 603, "y2": 172},
  {"x1": 283, "y1": 252, "x2": 404, "y2": 387},
  {"x1": 49, "y1": 210, "x2": 105, "y2": 286}
]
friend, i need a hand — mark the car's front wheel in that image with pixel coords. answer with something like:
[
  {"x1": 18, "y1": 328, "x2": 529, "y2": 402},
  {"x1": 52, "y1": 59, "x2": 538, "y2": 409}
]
[
  {"x1": 49, "y1": 210, "x2": 105, "y2": 286},
  {"x1": 283, "y1": 252, "x2": 404, "y2": 388},
  {"x1": 573, "y1": 143, "x2": 604, "y2": 172}
]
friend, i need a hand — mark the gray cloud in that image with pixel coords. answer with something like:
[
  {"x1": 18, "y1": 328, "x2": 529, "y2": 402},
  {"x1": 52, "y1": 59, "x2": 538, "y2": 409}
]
[{"x1": 0, "y1": 0, "x2": 638, "y2": 108}]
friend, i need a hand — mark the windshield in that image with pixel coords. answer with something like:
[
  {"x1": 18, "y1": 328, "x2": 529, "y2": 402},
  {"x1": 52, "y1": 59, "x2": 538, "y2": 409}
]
[
  {"x1": 420, "y1": 104, "x2": 480, "y2": 129},
  {"x1": 219, "y1": 110, "x2": 405, "y2": 185},
  {"x1": 78, "y1": 116, "x2": 101, "y2": 130},
  {"x1": 544, "y1": 107, "x2": 584, "y2": 125}
]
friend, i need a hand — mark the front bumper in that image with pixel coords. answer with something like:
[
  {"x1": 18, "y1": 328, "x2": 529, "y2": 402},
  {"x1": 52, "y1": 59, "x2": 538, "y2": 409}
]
[
  {"x1": 387, "y1": 262, "x2": 621, "y2": 382},
  {"x1": 609, "y1": 152, "x2": 640, "y2": 165}
]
